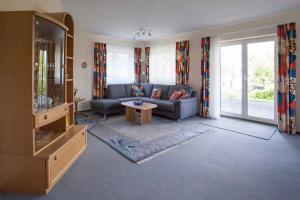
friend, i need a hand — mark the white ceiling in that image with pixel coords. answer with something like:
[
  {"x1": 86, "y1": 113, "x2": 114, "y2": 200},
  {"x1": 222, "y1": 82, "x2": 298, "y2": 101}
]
[{"x1": 61, "y1": 0, "x2": 300, "y2": 40}]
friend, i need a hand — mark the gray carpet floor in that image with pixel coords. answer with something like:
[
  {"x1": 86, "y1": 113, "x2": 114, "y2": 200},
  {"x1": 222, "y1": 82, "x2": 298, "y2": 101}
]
[{"x1": 1, "y1": 121, "x2": 300, "y2": 200}]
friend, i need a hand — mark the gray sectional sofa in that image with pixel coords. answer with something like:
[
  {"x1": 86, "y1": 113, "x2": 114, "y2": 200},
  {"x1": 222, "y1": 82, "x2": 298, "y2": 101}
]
[{"x1": 90, "y1": 83, "x2": 198, "y2": 121}]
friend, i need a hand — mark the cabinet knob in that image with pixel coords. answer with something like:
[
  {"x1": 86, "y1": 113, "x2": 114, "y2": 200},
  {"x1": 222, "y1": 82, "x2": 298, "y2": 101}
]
[
  {"x1": 54, "y1": 156, "x2": 58, "y2": 161},
  {"x1": 44, "y1": 115, "x2": 48, "y2": 120},
  {"x1": 82, "y1": 131, "x2": 85, "y2": 136}
]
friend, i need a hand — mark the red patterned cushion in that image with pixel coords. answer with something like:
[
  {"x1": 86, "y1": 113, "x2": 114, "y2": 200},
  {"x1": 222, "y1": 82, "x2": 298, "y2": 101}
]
[
  {"x1": 179, "y1": 92, "x2": 189, "y2": 99},
  {"x1": 169, "y1": 90, "x2": 182, "y2": 101},
  {"x1": 151, "y1": 88, "x2": 162, "y2": 99},
  {"x1": 131, "y1": 86, "x2": 144, "y2": 97}
]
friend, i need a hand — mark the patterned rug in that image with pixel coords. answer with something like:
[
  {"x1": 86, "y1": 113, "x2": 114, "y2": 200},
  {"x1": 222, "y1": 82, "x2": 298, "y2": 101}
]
[{"x1": 77, "y1": 112, "x2": 212, "y2": 164}]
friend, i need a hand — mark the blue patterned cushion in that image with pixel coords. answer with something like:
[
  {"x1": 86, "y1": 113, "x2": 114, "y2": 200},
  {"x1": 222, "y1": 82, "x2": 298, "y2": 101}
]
[{"x1": 131, "y1": 86, "x2": 145, "y2": 97}]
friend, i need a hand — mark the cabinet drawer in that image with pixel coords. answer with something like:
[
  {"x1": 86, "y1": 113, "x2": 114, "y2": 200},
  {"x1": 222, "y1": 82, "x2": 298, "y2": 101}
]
[
  {"x1": 48, "y1": 128, "x2": 87, "y2": 187},
  {"x1": 34, "y1": 104, "x2": 68, "y2": 128}
]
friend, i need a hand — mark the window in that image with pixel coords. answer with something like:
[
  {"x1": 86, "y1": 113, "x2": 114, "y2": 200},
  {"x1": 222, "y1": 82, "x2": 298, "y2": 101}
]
[
  {"x1": 149, "y1": 43, "x2": 176, "y2": 84},
  {"x1": 220, "y1": 36, "x2": 276, "y2": 123},
  {"x1": 107, "y1": 45, "x2": 134, "y2": 84}
]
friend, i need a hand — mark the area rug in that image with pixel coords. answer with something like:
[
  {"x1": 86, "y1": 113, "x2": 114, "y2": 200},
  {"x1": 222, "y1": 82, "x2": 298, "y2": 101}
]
[
  {"x1": 198, "y1": 116, "x2": 277, "y2": 140},
  {"x1": 77, "y1": 112, "x2": 212, "y2": 164}
]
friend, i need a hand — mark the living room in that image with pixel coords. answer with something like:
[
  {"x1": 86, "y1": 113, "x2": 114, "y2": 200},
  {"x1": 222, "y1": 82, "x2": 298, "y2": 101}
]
[{"x1": 1, "y1": 0, "x2": 300, "y2": 199}]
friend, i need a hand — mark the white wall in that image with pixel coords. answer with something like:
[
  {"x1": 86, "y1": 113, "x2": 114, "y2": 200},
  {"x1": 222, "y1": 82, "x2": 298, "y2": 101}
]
[
  {"x1": 73, "y1": 31, "x2": 144, "y2": 110},
  {"x1": 0, "y1": 0, "x2": 62, "y2": 12},
  {"x1": 145, "y1": 9, "x2": 300, "y2": 131}
]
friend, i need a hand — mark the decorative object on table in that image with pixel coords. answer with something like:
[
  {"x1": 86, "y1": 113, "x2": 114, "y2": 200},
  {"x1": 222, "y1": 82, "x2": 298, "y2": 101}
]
[
  {"x1": 81, "y1": 61, "x2": 87, "y2": 69},
  {"x1": 133, "y1": 100, "x2": 143, "y2": 105},
  {"x1": 47, "y1": 97, "x2": 53, "y2": 106}
]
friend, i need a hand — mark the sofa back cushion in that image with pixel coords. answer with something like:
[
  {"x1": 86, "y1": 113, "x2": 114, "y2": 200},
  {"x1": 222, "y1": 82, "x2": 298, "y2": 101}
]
[
  {"x1": 124, "y1": 84, "x2": 133, "y2": 97},
  {"x1": 168, "y1": 85, "x2": 193, "y2": 99},
  {"x1": 152, "y1": 84, "x2": 170, "y2": 100},
  {"x1": 107, "y1": 84, "x2": 127, "y2": 99},
  {"x1": 141, "y1": 83, "x2": 154, "y2": 97}
]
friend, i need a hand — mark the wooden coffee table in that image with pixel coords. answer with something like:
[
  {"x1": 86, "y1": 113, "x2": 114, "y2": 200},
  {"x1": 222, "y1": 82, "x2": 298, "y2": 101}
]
[{"x1": 121, "y1": 101, "x2": 157, "y2": 124}]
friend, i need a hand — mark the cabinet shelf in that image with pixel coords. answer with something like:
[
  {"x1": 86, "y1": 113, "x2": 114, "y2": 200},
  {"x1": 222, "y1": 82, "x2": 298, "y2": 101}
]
[
  {"x1": 35, "y1": 130, "x2": 67, "y2": 155},
  {"x1": 36, "y1": 125, "x2": 86, "y2": 158}
]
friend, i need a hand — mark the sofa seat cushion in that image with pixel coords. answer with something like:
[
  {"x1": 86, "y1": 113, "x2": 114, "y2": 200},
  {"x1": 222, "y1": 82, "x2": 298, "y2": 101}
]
[
  {"x1": 116, "y1": 97, "x2": 139, "y2": 102},
  {"x1": 155, "y1": 100, "x2": 176, "y2": 112},
  {"x1": 90, "y1": 99, "x2": 122, "y2": 110},
  {"x1": 138, "y1": 97, "x2": 157, "y2": 104},
  {"x1": 139, "y1": 97, "x2": 175, "y2": 112},
  {"x1": 107, "y1": 84, "x2": 127, "y2": 99}
]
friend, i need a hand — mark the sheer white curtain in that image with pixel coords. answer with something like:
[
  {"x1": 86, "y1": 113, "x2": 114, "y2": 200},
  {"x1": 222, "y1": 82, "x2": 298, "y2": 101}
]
[
  {"x1": 149, "y1": 43, "x2": 176, "y2": 84},
  {"x1": 209, "y1": 36, "x2": 221, "y2": 118},
  {"x1": 107, "y1": 45, "x2": 134, "y2": 84}
]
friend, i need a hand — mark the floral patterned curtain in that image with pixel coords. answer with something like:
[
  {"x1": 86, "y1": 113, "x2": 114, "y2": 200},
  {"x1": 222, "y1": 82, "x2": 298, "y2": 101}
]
[
  {"x1": 145, "y1": 47, "x2": 150, "y2": 83},
  {"x1": 134, "y1": 48, "x2": 142, "y2": 83},
  {"x1": 199, "y1": 37, "x2": 210, "y2": 118},
  {"x1": 93, "y1": 43, "x2": 107, "y2": 99},
  {"x1": 277, "y1": 23, "x2": 297, "y2": 134},
  {"x1": 176, "y1": 40, "x2": 190, "y2": 85}
]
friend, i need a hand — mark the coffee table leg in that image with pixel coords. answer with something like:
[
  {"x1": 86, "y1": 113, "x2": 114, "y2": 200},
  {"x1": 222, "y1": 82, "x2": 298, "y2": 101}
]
[
  {"x1": 141, "y1": 109, "x2": 152, "y2": 124},
  {"x1": 126, "y1": 107, "x2": 136, "y2": 122}
]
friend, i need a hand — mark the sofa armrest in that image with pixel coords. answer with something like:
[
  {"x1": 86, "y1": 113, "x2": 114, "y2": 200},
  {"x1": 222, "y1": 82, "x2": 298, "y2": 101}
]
[
  {"x1": 173, "y1": 97, "x2": 197, "y2": 105},
  {"x1": 174, "y1": 97, "x2": 198, "y2": 119},
  {"x1": 191, "y1": 91, "x2": 197, "y2": 98}
]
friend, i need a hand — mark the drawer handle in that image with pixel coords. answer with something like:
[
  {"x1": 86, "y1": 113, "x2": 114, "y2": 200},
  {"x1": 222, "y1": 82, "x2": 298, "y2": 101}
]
[
  {"x1": 44, "y1": 115, "x2": 48, "y2": 120},
  {"x1": 54, "y1": 156, "x2": 58, "y2": 161}
]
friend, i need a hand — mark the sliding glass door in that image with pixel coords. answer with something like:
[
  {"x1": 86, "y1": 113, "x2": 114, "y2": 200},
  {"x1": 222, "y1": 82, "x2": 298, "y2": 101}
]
[
  {"x1": 220, "y1": 44, "x2": 242, "y2": 116},
  {"x1": 220, "y1": 37, "x2": 276, "y2": 124}
]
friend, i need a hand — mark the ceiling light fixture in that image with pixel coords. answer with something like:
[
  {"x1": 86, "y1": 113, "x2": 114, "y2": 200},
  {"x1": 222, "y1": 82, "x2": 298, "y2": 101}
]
[{"x1": 133, "y1": 28, "x2": 152, "y2": 40}]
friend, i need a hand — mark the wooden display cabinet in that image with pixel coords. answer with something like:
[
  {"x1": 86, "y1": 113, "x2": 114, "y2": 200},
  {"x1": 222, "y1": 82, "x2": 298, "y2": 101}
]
[{"x1": 0, "y1": 11, "x2": 87, "y2": 194}]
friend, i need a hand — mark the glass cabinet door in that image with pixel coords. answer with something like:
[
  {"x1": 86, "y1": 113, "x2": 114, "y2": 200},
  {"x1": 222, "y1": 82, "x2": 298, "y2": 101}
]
[{"x1": 34, "y1": 16, "x2": 65, "y2": 113}]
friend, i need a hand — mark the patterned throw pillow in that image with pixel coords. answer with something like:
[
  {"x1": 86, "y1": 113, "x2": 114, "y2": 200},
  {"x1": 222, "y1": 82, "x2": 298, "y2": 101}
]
[
  {"x1": 180, "y1": 89, "x2": 192, "y2": 97},
  {"x1": 178, "y1": 89, "x2": 190, "y2": 99},
  {"x1": 131, "y1": 86, "x2": 145, "y2": 97},
  {"x1": 169, "y1": 90, "x2": 182, "y2": 101},
  {"x1": 151, "y1": 88, "x2": 162, "y2": 99},
  {"x1": 179, "y1": 92, "x2": 189, "y2": 99}
]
